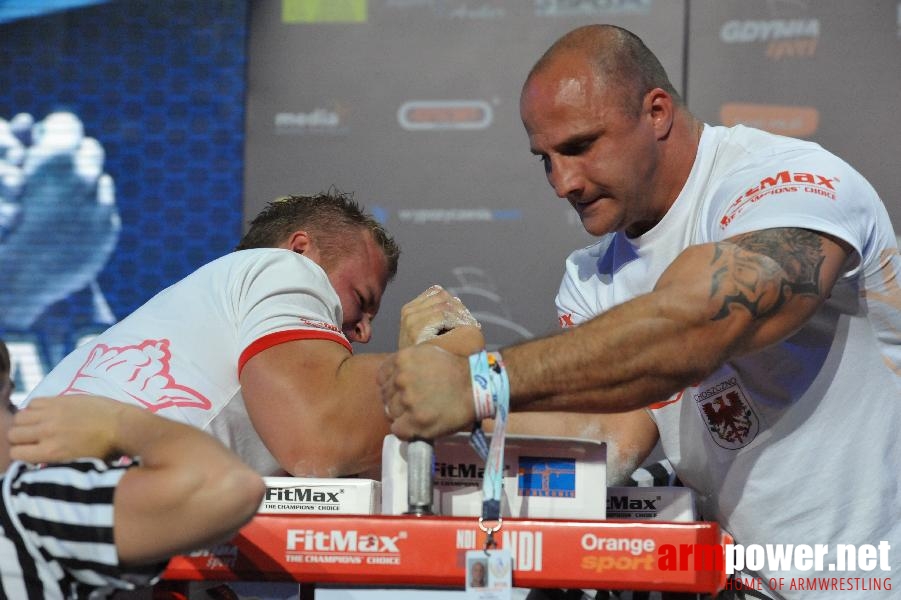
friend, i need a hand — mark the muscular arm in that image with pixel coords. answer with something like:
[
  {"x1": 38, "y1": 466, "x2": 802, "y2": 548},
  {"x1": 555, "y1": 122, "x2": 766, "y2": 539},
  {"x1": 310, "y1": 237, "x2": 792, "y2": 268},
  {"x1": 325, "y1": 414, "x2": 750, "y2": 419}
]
[
  {"x1": 240, "y1": 324, "x2": 483, "y2": 477},
  {"x1": 9, "y1": 396, "x2": 265, "y2": 566},
  {"x1": 507, "y1": 228, "x2": 851, "y2": 412},
  {"x1": 114, "y1": 410, "x2": 264, "y2": 565},
  {"x1": 383, "y1": 228, "x2": 851, "y2": 440}
]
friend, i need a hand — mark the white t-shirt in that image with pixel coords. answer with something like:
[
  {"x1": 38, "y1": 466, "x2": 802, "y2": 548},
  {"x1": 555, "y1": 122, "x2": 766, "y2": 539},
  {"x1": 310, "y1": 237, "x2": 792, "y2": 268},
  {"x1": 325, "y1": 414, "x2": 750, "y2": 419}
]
[
  {"x1": 556, "y1": 125, "x2": 901, "y2": 597},
  {"x1": 27, "y1": 249, "x2": 352, "y2": 475}
]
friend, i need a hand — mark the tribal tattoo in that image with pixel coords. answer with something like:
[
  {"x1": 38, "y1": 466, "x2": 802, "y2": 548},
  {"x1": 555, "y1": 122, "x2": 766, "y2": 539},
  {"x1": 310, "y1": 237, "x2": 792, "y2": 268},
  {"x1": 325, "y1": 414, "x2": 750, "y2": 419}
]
[{"x1": 709, "y1": 228, "x2": 825, "y2": 321}]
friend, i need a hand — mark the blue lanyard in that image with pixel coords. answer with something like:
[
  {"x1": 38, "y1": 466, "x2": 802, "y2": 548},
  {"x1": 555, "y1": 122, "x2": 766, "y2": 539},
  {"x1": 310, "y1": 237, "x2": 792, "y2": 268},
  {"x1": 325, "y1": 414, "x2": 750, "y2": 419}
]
[{"x1": 468, "y1": 351, "x2": 510, "y2": 525}]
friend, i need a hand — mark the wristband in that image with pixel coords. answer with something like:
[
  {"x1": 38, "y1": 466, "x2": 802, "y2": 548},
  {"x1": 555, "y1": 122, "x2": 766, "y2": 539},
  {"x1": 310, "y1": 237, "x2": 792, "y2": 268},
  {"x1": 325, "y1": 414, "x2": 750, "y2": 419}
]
[
  {"x1": 486, "y1": 351, "x2": 509, "y2": 415},
  {"x1": 468, "y1": 350, "x2": 496, "y2": 421}
]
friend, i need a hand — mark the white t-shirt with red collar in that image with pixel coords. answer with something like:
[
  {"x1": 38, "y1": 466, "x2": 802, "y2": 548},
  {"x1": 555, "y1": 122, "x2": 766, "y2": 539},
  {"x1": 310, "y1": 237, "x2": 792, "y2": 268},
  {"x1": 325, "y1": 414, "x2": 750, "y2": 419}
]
[
  {"x1": 556, "y1": 125, "x2": 900, "y2": 597},
  {"x1": 27, "y1": 249, "x2": 352, "y2": 475}
]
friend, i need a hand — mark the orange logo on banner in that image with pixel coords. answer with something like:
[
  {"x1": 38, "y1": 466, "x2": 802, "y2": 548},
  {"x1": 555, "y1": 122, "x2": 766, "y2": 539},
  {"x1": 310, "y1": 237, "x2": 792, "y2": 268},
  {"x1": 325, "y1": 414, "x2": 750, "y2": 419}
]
[
  {"x1": 164, "y1": 515, "x2": 731, "y2": 593},
  {"x1": 720, "y1": 103, "x2": 819, "y2": 138},
  {"x1": 397, "y1": 100, "x2": 493, "y2": 130}
]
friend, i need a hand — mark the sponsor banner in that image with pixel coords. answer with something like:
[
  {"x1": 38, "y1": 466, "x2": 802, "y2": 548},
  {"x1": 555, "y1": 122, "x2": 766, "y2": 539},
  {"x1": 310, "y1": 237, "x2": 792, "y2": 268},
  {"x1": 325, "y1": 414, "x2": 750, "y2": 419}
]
[
  {"x1": 381, "y1": 434, "x2": 606, "y2": 519},
  {"x1": 534, "y1": 0, "x2": 653, "y2": 17},
  {"x1": 720, "y1": 103, "x2": 819, "y2": 138},
  {"x1": 397, "y1": 100, "x2": 493, "y2": 131},
  {"x1": 436, "y1": 0, "x2": 506, "y2": 20},
  {"x1": 381, "y1": 0, "x2": 434, "y2": 6},
  {"x1": 606, "y1": 486, "x2": 697, "y2": 521},
  {"x1": 376, "y1": 0, "x2": 505, "y2": 20},
  {"x1": 282, "y1": 0, "x2": 368, "y2": 23},
  {"x1": 164, "y1": 515, "x2": 729, "y2": 594},
  {"x1": 274, "y1": 106, "x2": 350, "y2": 135},
  {"x1": 396, "y1": 208, "x2": 521, "y2": 223},
  {"x1": 260, "y1": 477, "x2": 381, "y2": 515},
  {"x1": 719, "y1": 16, "x2": 820, "y2": 59}
]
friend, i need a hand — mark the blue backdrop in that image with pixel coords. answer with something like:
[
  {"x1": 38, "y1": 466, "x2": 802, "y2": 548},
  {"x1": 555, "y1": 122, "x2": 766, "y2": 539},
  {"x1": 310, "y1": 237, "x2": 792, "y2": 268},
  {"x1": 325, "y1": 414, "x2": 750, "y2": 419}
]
[{"x1": 0, "y1": 0, "x2": 247, "y2": 397}]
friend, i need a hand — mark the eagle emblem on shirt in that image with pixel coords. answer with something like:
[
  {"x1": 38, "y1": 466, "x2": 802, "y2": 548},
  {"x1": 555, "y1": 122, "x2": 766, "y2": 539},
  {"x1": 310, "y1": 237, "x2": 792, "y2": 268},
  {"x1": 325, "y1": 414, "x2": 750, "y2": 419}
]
[{"x1": 694, "y1": 376, "x2": 760, "y2": 450}]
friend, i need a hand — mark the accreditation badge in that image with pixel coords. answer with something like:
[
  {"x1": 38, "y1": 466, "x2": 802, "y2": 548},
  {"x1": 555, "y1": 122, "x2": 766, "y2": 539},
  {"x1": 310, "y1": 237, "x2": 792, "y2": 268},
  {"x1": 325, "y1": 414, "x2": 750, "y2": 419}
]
[{"x1": 465, "y1": 548, "x2": 512, "y2": 599}]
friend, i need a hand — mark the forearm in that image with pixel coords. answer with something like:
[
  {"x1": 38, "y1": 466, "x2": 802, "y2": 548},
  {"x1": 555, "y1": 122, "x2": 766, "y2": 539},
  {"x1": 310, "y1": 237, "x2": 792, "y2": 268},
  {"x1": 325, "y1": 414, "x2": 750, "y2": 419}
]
[
  {"x1": 113, "y1": 403, "x2": 256, "y2": 480},
  {"x1": 253, "y1": 327, "x2": 485, "y2": 477},
  {"x1": 308, "y1": 353, "x2": 392, "y2": 476},
  {"x1": 382, "y1": 230, "x2": 847, "y2": 443},
  {"x1": 312, "y1": 327, "x2": 483, "y2": 474},
  {"x1": 112, "y1": 405, "x2": 264, "y2": 519},
  {"x1": 505, "y1": 232, "x2": 842, "y2": 413},
  {"x1": 505, "y1": 289, "x2": 725, "y2": 412},
  {"x1": 111, "y1": 404, "x2": 264, "y2": 565},
  {"x1": 7, "y1": 395, "x2": 263, "y2": 565}
]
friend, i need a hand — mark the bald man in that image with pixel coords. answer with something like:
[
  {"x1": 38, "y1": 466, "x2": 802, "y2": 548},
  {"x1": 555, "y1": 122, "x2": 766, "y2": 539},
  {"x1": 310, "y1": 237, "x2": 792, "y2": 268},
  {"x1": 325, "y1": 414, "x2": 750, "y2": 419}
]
[{"x1": 381, "y1": 25, "x2": 900, "y2": 598}]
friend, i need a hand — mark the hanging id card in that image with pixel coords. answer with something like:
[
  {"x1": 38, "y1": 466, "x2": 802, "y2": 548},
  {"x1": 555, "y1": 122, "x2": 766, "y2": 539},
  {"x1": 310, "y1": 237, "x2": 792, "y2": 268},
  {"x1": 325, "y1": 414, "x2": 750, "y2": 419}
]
[{"x1": 465, "y1": 548, "x2": 512, "y2": 599}]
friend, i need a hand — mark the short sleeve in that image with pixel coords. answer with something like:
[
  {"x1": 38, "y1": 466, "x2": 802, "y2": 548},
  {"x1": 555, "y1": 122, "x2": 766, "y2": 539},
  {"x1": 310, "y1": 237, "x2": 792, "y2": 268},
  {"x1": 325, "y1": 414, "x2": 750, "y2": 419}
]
[
  {"x1": 555, "y1": 242, "x2": 609, "y2": 329},
  {"x1": 233, "y1": 250, "x2": 352, "y2": 372},
  {"x1": 709, "y1": 151, "x2": 879, "y2": 275},
  {"x1": 4, "y1": 459, "x2": 166, "y2": 594}
]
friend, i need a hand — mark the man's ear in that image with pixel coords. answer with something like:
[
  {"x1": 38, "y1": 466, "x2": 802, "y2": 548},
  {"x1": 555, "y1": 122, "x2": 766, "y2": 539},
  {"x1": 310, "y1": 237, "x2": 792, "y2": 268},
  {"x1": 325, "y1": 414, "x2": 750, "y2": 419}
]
[
  {"x1": 282, "y1": 230, "x2": 321, "y2": 262},
  {"x1": 645, "y1": 87, "x2": 674, "y2": 140}
]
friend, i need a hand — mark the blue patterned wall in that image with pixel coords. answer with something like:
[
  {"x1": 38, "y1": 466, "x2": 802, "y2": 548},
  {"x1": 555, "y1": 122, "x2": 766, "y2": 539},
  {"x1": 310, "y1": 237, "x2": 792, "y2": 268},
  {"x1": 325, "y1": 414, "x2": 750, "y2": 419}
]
[{"x1": 0, "y1": 0, "x2": 247, "y2": 390}]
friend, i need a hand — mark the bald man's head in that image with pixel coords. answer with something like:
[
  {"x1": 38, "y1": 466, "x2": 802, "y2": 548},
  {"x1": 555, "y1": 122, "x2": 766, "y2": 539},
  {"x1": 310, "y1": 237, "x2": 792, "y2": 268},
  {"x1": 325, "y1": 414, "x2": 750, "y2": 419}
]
[{"x1": 525, "y1": 24, "x2": 681, "y2": 116}]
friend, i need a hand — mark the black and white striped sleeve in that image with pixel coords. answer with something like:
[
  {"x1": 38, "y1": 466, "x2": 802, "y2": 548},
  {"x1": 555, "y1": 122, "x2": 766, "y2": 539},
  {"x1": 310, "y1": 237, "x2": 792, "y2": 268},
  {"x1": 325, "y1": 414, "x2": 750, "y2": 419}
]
[{"x1": 1, "y1": 459, "x2": 164, "y2": 598}]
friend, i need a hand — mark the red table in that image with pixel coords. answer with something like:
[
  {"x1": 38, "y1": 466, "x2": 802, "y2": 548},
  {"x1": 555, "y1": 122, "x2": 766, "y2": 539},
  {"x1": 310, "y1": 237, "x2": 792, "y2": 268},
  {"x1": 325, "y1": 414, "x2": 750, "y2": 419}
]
[{"x1": 163, "y1": 515, "x2": 730, "y2": 596}]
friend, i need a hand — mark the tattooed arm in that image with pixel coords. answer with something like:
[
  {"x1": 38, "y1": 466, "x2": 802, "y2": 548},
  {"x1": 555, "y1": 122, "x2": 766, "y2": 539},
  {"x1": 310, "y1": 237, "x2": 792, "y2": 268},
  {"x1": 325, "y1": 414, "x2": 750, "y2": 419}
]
[
  {"x1": 499, "y1": 228, "x2": 851, "y2": 413},
  {"x1": 381, "y1": 228, "x2": 851, "y2": 442}
]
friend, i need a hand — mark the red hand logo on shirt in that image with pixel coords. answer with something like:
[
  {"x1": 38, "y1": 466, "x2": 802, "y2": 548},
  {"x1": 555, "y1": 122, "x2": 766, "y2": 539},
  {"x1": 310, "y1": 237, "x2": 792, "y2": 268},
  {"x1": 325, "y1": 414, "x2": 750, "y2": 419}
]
[{"x1": 61, "y1": 339, "x2": 212, "y2": 412}]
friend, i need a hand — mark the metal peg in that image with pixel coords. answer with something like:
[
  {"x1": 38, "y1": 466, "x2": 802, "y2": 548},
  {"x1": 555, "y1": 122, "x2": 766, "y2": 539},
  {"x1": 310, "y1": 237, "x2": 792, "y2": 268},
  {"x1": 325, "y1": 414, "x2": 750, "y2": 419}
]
[{"x1": 406, "y1": 439, "x2": 434, "y2": 515}]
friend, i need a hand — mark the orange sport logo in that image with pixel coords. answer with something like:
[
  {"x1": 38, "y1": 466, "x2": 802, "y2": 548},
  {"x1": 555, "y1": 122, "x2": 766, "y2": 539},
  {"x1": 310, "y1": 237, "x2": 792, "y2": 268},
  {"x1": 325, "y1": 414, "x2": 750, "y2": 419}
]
[
  {"x1": 720, "y1": 103, "x2": 819, "y2": 138},
  {"x1": 397, "y1": 100, "x2": 493, "y2": 131}
]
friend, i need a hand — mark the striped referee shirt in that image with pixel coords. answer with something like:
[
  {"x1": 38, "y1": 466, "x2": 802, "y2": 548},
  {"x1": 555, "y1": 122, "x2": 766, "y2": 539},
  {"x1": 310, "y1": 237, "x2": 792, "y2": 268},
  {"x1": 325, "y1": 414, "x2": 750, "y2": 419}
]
[{"x1": 1, "y1": 459, "x2": 163, "y2": 599}]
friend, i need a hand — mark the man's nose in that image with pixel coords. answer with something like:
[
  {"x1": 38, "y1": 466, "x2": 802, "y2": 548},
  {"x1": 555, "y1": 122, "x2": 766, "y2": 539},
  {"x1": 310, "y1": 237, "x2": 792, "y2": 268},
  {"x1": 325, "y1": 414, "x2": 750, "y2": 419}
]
[
  {"x1": 547, "y1": 156, "x2": 584, "y2": 201},
  {"x1": 349, "y1": 317, "x2": 372, "y2": 344}
]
